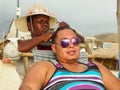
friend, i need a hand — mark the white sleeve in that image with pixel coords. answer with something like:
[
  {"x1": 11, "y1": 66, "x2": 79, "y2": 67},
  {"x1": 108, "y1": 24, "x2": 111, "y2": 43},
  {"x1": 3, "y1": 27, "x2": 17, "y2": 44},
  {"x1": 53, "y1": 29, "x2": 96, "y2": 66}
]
[
  {"x1": 4, "y1": 30, "x2": 31, "y2": 60},
  {"x1": 3, "y1": 38, "x2": 21, "y2": 61}
]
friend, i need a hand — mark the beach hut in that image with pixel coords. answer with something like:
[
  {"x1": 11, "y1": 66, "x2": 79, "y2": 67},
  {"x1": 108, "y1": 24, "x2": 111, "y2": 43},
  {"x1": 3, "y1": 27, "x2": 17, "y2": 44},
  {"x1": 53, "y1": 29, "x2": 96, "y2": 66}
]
[
  {"x1": 92, "y1": 44, "x2": 119, "y2": 70},
  {"x1": 85, "y1": 37, "x2": 103, "y2": 49}
]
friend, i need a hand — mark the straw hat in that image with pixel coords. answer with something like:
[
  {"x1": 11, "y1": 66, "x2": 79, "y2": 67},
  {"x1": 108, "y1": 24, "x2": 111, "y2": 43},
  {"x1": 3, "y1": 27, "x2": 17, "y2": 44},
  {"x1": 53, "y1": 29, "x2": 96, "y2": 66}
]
[{"x1": 15, "y1": 4, "x2": 57, "y2": 32}]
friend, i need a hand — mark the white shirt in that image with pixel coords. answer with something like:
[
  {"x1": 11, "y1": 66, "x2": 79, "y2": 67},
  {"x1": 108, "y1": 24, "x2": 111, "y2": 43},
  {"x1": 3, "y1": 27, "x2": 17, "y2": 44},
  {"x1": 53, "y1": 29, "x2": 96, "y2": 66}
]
[{"x1": 4, "y1": 30, "x2": 32, "y2": 60}]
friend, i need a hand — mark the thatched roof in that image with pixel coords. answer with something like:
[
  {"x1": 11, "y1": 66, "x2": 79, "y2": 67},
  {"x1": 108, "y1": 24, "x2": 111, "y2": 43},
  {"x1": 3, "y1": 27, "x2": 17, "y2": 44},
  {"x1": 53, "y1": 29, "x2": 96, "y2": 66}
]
[{"x1": 92, "y1": 44, "x2": 119, "y2": 60}]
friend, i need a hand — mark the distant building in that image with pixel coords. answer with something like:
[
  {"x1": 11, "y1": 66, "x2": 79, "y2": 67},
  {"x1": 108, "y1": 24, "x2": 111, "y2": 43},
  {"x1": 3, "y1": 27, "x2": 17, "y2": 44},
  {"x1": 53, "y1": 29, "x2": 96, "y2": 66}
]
[{"x1": 85, "y1": 37, "x2": 103, "y2": 50}]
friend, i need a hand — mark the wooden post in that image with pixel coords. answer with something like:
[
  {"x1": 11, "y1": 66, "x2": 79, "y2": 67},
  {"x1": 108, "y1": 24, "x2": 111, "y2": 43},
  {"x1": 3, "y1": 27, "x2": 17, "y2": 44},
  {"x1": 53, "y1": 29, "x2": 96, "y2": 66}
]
[
  {"x1": 84, "y1": 41, "x2": 95, "y2": 62},
  {"x1": 23, "y1": 57, "x2": 29, "y2": 73},
  {"x1": 117, "y1": 0, "x2": 120, "y2": 78},
  {"x1": 22, "y1": 52, "x2": 33, "y2": 73}
]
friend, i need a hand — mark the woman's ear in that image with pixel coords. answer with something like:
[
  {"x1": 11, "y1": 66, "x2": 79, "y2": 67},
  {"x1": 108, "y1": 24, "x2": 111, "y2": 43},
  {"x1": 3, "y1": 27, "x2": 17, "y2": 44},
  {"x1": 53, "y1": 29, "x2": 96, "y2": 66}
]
[
  {"x1": 51, "y1": 44, "x2": 56, "y2": 53},
  {"x1": 27, "y1": 22, "x2": 31, "y2": 31}
]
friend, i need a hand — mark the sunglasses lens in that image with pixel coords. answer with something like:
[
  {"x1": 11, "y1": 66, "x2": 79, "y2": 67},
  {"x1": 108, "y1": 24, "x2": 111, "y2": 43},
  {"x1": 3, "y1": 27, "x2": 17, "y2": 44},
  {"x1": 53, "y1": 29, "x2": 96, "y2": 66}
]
[
  {"x1": 61, "y1": 39, "x2": 69, "y2": 48},
  {"x1": 60, "y1": 38, "x2": 80, "y2": 48},
  {"x1": 72, "y1": 38, "x2": 80, "y2": 45}
]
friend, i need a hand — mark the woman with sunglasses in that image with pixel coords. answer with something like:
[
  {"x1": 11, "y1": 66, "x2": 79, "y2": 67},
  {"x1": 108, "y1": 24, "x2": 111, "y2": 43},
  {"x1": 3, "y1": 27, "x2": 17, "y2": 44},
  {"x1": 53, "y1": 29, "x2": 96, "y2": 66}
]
[{"x1": 19, "y1": 26, "x2": 120, "y2": 90}]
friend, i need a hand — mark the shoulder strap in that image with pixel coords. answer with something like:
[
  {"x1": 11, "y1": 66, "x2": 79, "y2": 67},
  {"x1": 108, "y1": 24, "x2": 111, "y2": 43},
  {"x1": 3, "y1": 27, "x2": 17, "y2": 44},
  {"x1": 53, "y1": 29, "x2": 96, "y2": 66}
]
[
  {"x1": 87, "y1": 62, "x2": 99, "y2": 70},
  {"x1": 49, "y1": 60, "x2": 63, "y2": 68}
]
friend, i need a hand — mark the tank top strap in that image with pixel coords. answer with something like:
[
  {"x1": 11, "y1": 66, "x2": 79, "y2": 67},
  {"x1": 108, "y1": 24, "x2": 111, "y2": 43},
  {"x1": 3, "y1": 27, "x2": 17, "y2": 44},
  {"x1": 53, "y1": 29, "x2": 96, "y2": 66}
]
[
  {"x1": 49, "y1": 60, "x2": 63, "y2": 68},
  {"x1": 50, "y1": 60, "x2": 99, "y2": 70},
  {"x1": 87, "y1": 62, "x2": 100, "y2": 71}
]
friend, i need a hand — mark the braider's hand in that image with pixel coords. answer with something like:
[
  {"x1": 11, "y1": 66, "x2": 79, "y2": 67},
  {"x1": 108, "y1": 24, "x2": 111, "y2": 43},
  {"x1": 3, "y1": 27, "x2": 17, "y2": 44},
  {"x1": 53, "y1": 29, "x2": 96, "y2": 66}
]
[
  {"x1": 42, "y1": 31, "x2": 54, "y2": 42},
  {"x1": 58, "y1": 21, "x2": 70, "y2": 28}
]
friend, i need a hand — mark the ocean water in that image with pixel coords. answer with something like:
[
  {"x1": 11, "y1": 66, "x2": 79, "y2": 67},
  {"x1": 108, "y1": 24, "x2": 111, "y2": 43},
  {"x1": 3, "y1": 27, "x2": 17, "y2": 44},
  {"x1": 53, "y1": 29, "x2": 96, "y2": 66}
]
[{"x1": 103, "y1": 43, "x2": 113, "y2": 48}]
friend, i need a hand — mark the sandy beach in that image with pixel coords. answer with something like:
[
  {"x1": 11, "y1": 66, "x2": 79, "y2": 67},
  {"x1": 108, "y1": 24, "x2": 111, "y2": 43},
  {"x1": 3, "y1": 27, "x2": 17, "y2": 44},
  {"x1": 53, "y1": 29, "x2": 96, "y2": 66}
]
[
  {"x1": 0, "y1": 60, "x2": 21, "y2": 90},
  {"x1": 0, "y1": 60, "x2": 119, "y2": 90}
]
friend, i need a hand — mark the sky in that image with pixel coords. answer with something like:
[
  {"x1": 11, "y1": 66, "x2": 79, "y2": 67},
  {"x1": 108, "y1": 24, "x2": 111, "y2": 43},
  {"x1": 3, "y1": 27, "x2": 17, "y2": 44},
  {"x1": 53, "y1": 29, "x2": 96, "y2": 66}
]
[{"x1": 0, "y1": 0, "x2": 117, "y2": 39}]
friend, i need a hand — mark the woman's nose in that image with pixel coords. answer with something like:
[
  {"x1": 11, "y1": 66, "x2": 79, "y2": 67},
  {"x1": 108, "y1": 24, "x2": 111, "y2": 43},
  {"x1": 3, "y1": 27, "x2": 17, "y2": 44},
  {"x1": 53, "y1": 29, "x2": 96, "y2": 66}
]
[{"x1": 68, "y1": 42, "x2": 74, "y2": 48}]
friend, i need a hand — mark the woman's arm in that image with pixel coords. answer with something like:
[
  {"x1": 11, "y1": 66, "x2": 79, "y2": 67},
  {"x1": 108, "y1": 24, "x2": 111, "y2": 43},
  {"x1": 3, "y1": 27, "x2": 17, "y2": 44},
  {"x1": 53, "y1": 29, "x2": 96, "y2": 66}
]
[
  {"x1": 18, "y1": 31, "x2": 53, "y2": 52},
  {"x1": 94, "y1": 62, "x2": 120, "y2": 90},
  {"x1": 19, "y1": 61, "x2": 53, "y2": 90}
]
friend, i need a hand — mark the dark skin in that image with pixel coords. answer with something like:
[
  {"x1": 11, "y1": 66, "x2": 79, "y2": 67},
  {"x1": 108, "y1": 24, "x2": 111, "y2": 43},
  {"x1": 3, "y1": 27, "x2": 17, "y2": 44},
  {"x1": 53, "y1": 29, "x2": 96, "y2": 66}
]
[{"x1": 18, "y1": 15, "x2": 54, "y2": 52}]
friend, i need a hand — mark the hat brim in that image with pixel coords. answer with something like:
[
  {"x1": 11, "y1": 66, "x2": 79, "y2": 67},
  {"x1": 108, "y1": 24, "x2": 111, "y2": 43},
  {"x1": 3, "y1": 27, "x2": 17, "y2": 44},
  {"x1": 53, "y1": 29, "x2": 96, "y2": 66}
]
[{"x1": 15, "y1": 14, "x2": 57, "y2": 32}]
